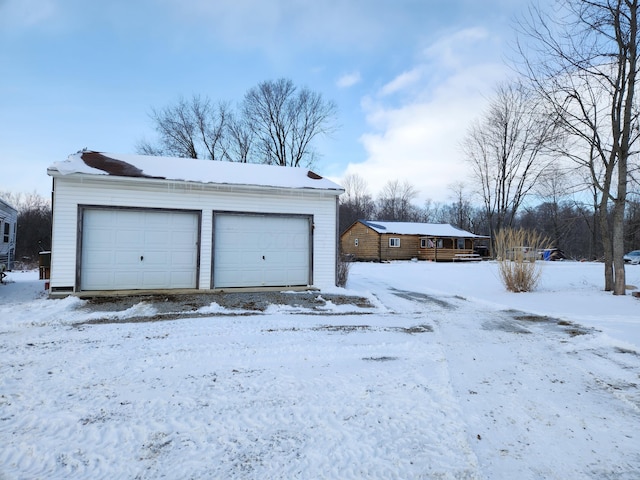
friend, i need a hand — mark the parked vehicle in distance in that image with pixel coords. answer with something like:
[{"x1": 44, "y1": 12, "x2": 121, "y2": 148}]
[
  {"x1": 623, "y1": 250, "x2": 640, "y2": 264},
  {"x1": 539, "y1": 248, "x2": 566, "y2": 261}
]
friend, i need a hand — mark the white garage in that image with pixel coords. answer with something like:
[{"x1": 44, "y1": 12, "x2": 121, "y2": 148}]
[
  {"x1": 80, "y1": 208, "x2": 199, "y2": 290},
  {"x1": 213, "y1": 213, "x2": 311, "y2": 288},
  {"x1": 47, "y1": 150, "x2": 343, "y2": 295}
]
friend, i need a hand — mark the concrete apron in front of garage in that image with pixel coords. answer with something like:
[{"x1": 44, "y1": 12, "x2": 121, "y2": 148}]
[
  {"x1": 58, "y1": 285, "x2": 318, "y2": 300},
  {"x1": 64, "y1": 288, "x2": 376, "y2": 326}
]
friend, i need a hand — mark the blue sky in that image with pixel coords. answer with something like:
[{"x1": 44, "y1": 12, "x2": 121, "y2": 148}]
[{"x1": 0, "y1": 0, "x2": 532, "y2": 203}]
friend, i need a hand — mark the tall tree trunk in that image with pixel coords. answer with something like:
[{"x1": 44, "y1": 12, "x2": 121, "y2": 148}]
[
  {"x1": 612, "y1": 196, "x2": 626, "y2": 294},
  {"x1": 611, "y1": 0, "x2": 636, "y2": 294},
  {"x1": 599, "y1": 197, "x2": 615, "y2": 291}
]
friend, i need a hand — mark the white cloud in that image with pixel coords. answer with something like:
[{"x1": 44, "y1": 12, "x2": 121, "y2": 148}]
[
  {"x1": 159, "y1": 0, "x2": 436, "y2": 55},
  {"x1": 423, "y1": 27, "x2": 491, "y2": 69},
  {"x1": 379, "y1": 68, "x2": 423, "y2": 97},
  {"x1": 0, "y1": 0, "x2": 57, "y2": 28},
  {"x1": 336, "y1": 71, "x2": 362, "y2": 88},
  {"x1": 341, "y1": 29, "x2": 510, "y2": 204}
]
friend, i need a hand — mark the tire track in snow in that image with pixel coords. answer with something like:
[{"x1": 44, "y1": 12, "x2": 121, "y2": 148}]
[
  {"x1": 1, "y1": 309, "x2": 482, "y2": 479},
  {"x1": 374, "y1": 282, "x2": 640, "y2": 479}
]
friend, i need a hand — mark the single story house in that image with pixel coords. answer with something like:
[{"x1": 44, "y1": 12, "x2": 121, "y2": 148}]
[
  {"x1": 47, "y1": 150, "x2": 343, "y2": 295},
  {"x1": 340, "y1": 220, "x2": 489, "y2": 262},
  {"x1": 0, "y1": 197, "x2": 17, "y2": 271}
]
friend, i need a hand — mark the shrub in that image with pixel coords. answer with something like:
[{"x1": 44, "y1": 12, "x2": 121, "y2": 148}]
[
  {"x1": 494, "y1": 228, "x2": 547, "y2": 292},
  {"x1": 336, "y1": 252, "x2": 352, "y2": 288}
]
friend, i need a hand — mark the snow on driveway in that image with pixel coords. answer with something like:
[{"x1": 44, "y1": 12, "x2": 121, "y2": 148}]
[{"x1": 1, "y1": 262, "x2": 639, "y2": 479}]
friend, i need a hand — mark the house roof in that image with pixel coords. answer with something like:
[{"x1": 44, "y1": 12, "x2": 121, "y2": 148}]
[
  {"x1": 0, "y1": 197, "x2": 17, "y2": 215},
  {"x1": 359, "y1": 220, "x2": 488, "y2": 238},
  {"x1": 47, "y1": 150, "x2": 344, "y2": 194}
]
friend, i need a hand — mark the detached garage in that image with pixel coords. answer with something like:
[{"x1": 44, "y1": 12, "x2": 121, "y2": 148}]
[{"x1": 47, "y1": 150, "x2": 343, "y2": 295}]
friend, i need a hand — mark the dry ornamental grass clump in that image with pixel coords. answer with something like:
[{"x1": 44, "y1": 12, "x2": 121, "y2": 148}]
[
  {"x1": 336, "y1": 252, "x2": 352, "y2": 288},
  {"x1": 494, "y1": 228, "x2": 548, "y2": 293}
]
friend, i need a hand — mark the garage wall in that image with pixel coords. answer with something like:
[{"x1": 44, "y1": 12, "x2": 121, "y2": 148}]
[{"x1": 50, "y1": 176, "x2": 339, "y2": 292}]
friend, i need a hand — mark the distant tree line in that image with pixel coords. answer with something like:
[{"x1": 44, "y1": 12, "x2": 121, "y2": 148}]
[{"x1": 0, "y1": 192, "x2": 52, "y2": 265}]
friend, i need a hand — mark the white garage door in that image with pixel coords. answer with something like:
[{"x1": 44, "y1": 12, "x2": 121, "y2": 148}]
[
  {"x1": 214, "y1": 214, "x2": 311, "y2": 288},
  {"x1": 80, "y1": 208, "x2": 199, "y2": 291}
]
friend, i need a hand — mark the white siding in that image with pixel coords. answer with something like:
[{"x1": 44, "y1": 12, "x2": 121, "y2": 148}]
[
  {"x1": 50, "y1": 175, "x2": 339, "y2": 292},
  {"x1": 0, "y1": 201, "x2": 18, "y2": 270}
]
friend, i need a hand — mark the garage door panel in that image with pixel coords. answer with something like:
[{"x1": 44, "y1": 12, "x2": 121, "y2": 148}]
[
  {"x1": 214, "y1": 214, "x2": 310, "y2": 288},
  {"x1": 144, "y1": 234, "x2": 169, "y2": 247},
  {"x1": 117, "y1": 229, "x2": 143, "y2": 243},
  {"x1": 83, "y1": 271, "x2": 110, "y2": 287},
  {"x1": 114, "y1": 250, "x2": 140, "y2": 266},
  {"x1": 81, "y1": 209, "x2": 199, "y2": 291},
  {"x1": 287, "y1": 250, "x2": 308, "y2": 264},
  {"x1": 171, "y1": 230, "x2": 197, "y2": 244},
  {"x1": 170, "y1": 270, "x2": 195, "y2": 285},
  {"x1": 88, "y1": 236, "x2": 115, "y2": 248},
  {"x1": 263, "y1": 269, "x2": 286, "y2": 283},
  {"x1": 269, "y1": 251, "x2": 287, "y2": 264},
  {"x1": 142, "y1": 271, "x2": 170, "y2": 288},
  {"x1": 144, "y1": 215, "x2": 168, "y2": 227},
  {"x1": 114, "y1": 271, "x2": 139, "y2": 286},
  {"x1": 170, "y1": 251, "x2": 194, "y2": 266},
  {"x1": 143, "y1": 252, "x2": 170, "y2": 266}
]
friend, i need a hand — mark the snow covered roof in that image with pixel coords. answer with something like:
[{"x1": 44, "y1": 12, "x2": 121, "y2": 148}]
[
  {"x1": 359, "y1": 220, "x2": 488, "y2": 238},
  {"x1": 47, "y1": 151, "x2": 344, "y2": 194}
]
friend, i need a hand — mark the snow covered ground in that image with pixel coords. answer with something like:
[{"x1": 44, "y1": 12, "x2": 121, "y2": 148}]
[{"x1": 1, "y1": 261, "x2": 639, "y2": 479}]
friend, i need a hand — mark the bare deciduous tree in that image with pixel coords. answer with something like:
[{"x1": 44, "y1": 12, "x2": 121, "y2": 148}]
[
  {"x1": 534, "y1": 164, "x2": 575, "y2": 247},
  {"x1": 447, "y1": 182, "x2": 474, "y2": 231},
  {"x1": 138, "y1": 78, "x2": 337, "y2": 168},
  {"x1": 242, "y1": 78, "x2": 337, "y2": 167},
  {"x1": 518, "y1": 0, "x2": 640, "y2": 294},
  {"x1": 339, "y1": 173, "x2": 376, "y2": 232},
  {"x1": 225, "y1": 114, "x2": 253, "y2": 163},
  {"x1": 137, "y1": 96, "x2": 230, "y2": 161},
  {"x1": 462, "y1": 82, "x2": 555, "y2": 245},
  {"x1": 376, "y1": 180, "x2": 419, "y2": 221}
]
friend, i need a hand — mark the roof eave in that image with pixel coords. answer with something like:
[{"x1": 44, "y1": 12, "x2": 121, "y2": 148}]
[{"x1": 48, "y1": 169, "x2": 344, "y2": 196}]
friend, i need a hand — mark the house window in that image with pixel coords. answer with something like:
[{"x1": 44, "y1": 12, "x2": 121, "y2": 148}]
[
  {"x1": 436, "y1": 239, "x2": 443, "y2": 248},
  {"x1": 421, "y1": 238, "x2": 426, "y2": 248},
  {"x1": 457, "y1": 238, "x2": 465, "y2": 249},
  {"x1": 354, "y1": 238, "x2": 359, "y2": 247},
  {"x1": 3, "y1": 223, "x2": 9, "y2": 243},
  {"x1": 389, "y1": 237, "x2": 400, "y2": 247}
]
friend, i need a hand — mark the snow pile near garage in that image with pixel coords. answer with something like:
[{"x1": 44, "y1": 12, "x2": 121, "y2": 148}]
[
  {"x1": 48, "y1": 150, "x2": 343, "y2": 192},
  {"x1": 1, "y1": 261, "x2": 640, "y2": 478}
]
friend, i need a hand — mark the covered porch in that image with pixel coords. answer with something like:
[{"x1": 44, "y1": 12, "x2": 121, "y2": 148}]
[{"x1": 417, "y1": 236, "x2": 483, "y2": 262}]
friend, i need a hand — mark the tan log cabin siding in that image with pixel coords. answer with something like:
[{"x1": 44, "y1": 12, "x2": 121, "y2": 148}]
[
  {"x1": 340, "y1": 222, "x2": 380, "y2": 260},
  {"x1": 379, "y1": 234, "x2": 420, "y2": 260},
  {"x1": 341, "y1": 221, "x2": 479, "y2": 262}
]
